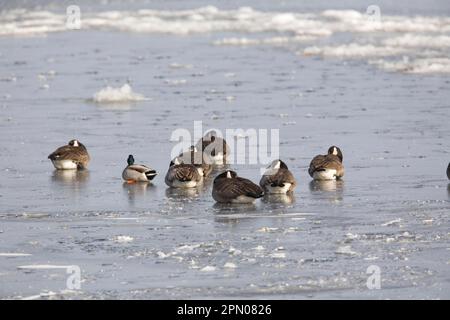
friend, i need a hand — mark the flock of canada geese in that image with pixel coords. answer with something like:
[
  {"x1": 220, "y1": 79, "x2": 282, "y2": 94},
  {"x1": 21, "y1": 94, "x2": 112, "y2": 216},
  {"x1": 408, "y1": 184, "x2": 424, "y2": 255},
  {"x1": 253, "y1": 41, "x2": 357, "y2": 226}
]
[{"x1": 48, "y1": 131, "x2": 450, "y2": 204}]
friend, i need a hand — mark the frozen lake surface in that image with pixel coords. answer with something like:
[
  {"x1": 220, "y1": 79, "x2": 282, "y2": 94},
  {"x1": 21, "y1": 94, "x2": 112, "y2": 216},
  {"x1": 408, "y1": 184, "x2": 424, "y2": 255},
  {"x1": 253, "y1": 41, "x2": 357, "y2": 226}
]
[{"x1": 0, "y1": 0, "x2": 449, "y2": 299}]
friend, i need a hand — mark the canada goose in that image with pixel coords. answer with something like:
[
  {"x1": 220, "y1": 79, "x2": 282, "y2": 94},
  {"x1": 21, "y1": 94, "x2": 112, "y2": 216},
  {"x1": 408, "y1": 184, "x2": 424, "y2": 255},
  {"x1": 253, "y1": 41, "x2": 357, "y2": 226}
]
[
  {"x1": 48, "y1": 139, "x2": 90, "y2": 170},
  {"x1": 196, "y1": 130, "x2": 230, "y2": 166},
  {"x1": 212, "y1": 170, "x2": 264, "y2": 203},
  {"x1": 122, "y1": 155, "x2": 157, "y2": 183},
  {"x1": 175, "y1": 146, "x2": 212, "y2": 177},
  {"x1": 165, "y1": 157, "x2": 203, "y2": 188},
  {"x1": 447, "y1": 162, "x2": 450, "y2": 180},
  {"x1": 260, "y1": 159, "x2": 296, "y2": 194},
  {"x1": 309, "y1": 146, "x2": 344, "y2": 180}
]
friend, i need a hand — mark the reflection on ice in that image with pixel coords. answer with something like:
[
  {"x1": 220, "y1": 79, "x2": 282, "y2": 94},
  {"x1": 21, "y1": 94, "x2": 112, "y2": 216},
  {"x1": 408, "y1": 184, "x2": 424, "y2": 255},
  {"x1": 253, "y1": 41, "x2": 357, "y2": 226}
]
[
  {"x1": 49, "y1": 170, "x2": 90, "y2": 202},
  {"x1": 212, "y1": 202, "x2": 257, "y2": 213},
  {"x1": 309, "y1": 180, "x2": 344, "y2": 193},
  {"x1": 262, "y1": 193, "x2": 295, "y2": 204},
  {"x1": 309, "y1": 180, "x2": 344, "y2": 203},
  {"x1": 165, "y1": 187, "x2": 201, "y2": 200},
  {"x1": 212, "y1": 202, "x2": 258, "y2": 223},
  {"x1": 51, "y1": 169, "x2": 89, "y2": 185},
  {"x1": 122, "y1": 182, "x2": 154, "y2": 204}
]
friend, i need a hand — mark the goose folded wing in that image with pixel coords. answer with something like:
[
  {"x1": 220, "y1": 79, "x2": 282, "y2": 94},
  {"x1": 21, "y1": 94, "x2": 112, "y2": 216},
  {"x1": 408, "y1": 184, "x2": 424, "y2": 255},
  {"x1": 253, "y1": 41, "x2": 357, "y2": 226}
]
[
  {"x1": 174, "y1": 165, "x2": 199, "y2": 181},
  {"x1": 48, "y1": 146, "x2": 82, "y2": 161},
  {"x1": 235, "y1": 177, "x2": 264, "y2": 197},
  {"x1": 273, "y1": 169, "x2": 296, "y2": 186},
  {"x1": 279, "y1": 169, "x2": 296, "y2": 185},
  {"x1": 309, "y1": 155, "x2": 328, "y2": 175},
  {"x1": 310, "y1": 155, "x2": 343, "y2": 176}
]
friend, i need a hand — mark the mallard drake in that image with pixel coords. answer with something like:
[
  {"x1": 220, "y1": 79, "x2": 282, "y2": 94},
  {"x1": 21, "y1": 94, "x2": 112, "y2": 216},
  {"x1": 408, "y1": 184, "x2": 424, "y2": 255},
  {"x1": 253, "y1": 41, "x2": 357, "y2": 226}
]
[
  {"x1": 260, "y1": 159, "x2": 296, "y2": 194},
  {"x1": 165, "y1": 157, "x2": 203, "y2": 188},
  {"x1": 122, "y1": 155, "x2": 157, "y2": 183},
  {"x1": 308, "y1": 146, "x2": 344, "y2": 180},
  {"x1": 48, "y1": 139, "x2": 90, "y2": 170},
  {"x1": 196, "y1": 130, "x2": 230, "y2": 166},
  {"x1": 212, "y1": 170, "x2": 264, "y2": 203},
  {"x1": 175, "y1": 146, "x2": 212, "y2": 177}
]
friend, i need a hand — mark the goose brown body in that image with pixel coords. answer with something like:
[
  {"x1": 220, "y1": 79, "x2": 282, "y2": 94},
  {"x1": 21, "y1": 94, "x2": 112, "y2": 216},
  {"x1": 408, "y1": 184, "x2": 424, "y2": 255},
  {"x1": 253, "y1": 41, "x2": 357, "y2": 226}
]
[
  {"x1": 260, "y1": 160, "x2": 296, "y2": 194},
  {"x1": 48, "y1": 139, "x2": 90, "y2": 170},
  {"x1": 212, "y1": 170, "x2": 264, "y2": 203},
  {"x1": 308, "y1": 146, "x2": 344, "y2": 180},
  {"x1": 196, "y1": 131, "x2": 230, "y2": 166},
  {"x1": 176, "y1": 147, "x2": 212, "y2": 177},
  {"x1": 165, "y1": 160, "x2": 202, "y2": 188}
]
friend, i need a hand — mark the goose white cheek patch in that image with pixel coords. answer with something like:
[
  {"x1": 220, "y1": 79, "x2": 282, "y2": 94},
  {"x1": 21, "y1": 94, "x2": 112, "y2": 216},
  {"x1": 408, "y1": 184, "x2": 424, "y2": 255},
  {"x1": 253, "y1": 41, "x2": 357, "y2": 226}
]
[
  {"x1": 196, "y1": 167, "x2": 204, "y2": 176},
  {"x1": 272, "y1": 161, "x2": 281, "y2": 169},
  {"x1": 260, "y1": 160, "x2": 281, "y2": 176}
]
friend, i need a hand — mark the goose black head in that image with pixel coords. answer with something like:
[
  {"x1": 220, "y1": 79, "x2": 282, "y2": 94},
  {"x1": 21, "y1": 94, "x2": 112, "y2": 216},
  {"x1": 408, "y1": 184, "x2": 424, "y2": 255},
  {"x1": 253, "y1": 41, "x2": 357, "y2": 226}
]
[
  {"x1": 204, "y1": 130, "x2": 218, "y2": 142},
  {"x1": 170, "y1": 157, "x2": 183, "y2": 167},
  {"x1": 215, "y1": 170, "x2": 237, "y2": 181},
  {"x1": 127, "y1": 154, "x2": 135, "y2": 166},
  {"x1": 328, "y1": 146, "x2": 343, "y2": 162},
  {"x1": 268, "y1": 159, "x2": 288, "y2": 170},
  {"x1": 189, "y1": 145, "x2": 197, "y2": 152},
  {"x1": 68, "y1": 139, "x2": 80, "y2": 147}
]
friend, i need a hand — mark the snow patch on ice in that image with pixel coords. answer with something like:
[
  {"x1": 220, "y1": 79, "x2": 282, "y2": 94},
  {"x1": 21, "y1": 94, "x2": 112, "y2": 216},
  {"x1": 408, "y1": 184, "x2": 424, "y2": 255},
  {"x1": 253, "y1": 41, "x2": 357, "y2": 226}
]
[
  {"x1": 382, "y1": 34, "x2": 450, "y2": 48},
  {"x1": 214, "y1": 35, "x2": 316, "y2": 46},
  {"x1": 229, "y1": 247, "x2": 242, "y2": 256},
  {"x1": 224, "y1": 262, "x2": 237, "y2": 269},
  {"x1": 270, "y1": 252, "x2": 286, "y2": 259},
  {"x1": 200, "y1": 266, "x2": 216, "y2": 272},
  {"x1": 164, "y1": 79, "x2": 187, "y2": 85},
  {"x1": 17, "y1": 264, "x2": 71, "y2": 269},
  {"x1": 335, "y1": 246, "x2": 359, "y2": 256},
  {"x1": 169, "y1": 62, "x2": 193, "y2": 69},
  {"x1": 369, "y1": 57, "x2": 450, "y2": 74},
  {"x1": 345, "y1": 233, "x2": 359, "y2": 240},
  {"x1": 257, "y1": 227, "x2": 279, "y2": 233},
  {"x1": 1, "y1": 7, "x2": 449, "y2": 74},
  {"x1": 93, "y1": 84, "x2": 147, "y2": 103},
  {"x1": 113, "y1": 235, "x2": 134, "y2": 243},
  {"x1": 156, "y1": 251, "x2": 171, "y2": 259},
  {"x1": 0, "y1": 253, "x2": 32, "y2": 257},
  {"x1": 175, "y1": 244, "x2": 201, "y2": 254},
  {"x1": 381, "y1": 218, "x2": 402, "y2": 227},
  {"x1": 303, "y1": 44, "x2": 409, "y2": 58}
]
